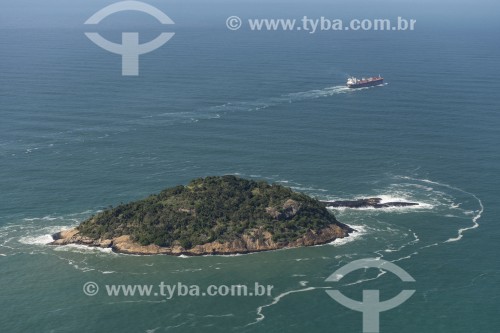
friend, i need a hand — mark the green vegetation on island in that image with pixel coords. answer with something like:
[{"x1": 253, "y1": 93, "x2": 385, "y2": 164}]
[{"x1": 76, "y1": 175, "x2": 350, "y2": 250}]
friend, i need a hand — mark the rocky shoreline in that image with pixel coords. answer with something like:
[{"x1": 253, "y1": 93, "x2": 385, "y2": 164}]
[{"x1": 50, "y1": 224, "x2": 354, "y2": 256}]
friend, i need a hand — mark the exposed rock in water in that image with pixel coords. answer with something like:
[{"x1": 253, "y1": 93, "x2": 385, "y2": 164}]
[{"x1": 321, "y1": 197, "x2": 419, "y2": 209}]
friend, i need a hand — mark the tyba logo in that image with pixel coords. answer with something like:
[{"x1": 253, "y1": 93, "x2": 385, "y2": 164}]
[
  {"x1": 325, "y1": 258, "x2": 415, "y2": 333},
  {"x1": 84, "y1": 1, "x2": 175, "y2": 76}
]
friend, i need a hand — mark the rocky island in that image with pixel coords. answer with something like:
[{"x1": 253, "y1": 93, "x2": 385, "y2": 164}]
[{"x1": 51, "y1": 176, "x2": 353, "y2": 255}]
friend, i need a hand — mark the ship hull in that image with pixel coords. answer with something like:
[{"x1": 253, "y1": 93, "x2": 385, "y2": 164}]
[{"x1": 347, "y1": 79, "x2": 384, "y2": 89}]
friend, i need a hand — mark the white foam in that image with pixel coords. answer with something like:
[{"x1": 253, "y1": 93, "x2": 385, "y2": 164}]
[
  {"x1": 53, "y1": 244, "x2": 113, "y2": 254},
  {"x1": 379, "y1": 194, "x2": 434, "y2": 208},
  {"x1": 171, "y1": 268, "x2": 203, "y2": 273},
  {"x1": 18, "y1": 234, "x2": 54, "y2": 245},
  {"x1": 445, "y1": 203, "x2": 482, "y2": 243},
  {"x1": 18, "y1": 225, "x2": 75, "y2": 246},
  {"x1": 391, "y1": 251, "x2": 419, "y2": 263},
  {"x1": 406, "y1": 183, "x2": 434, "y2": 191},
  {"x1": 401, "y1": 177, "x2": 484, "y2": 243},
  {"x1": 420, "y1": 243, "x2": 439, "y2": 249},
  {"x1": 328, "y1": 225, "x2": 366, "y2": 246},
  {"x1": 246, "y1": 286, "x2": 331, "y2": 326},
  {"x1": 203, "y1": 314, "x2": 234, "y2": 318},
  {"x1": 383, "y1": 231, "x2": 420, "y2": 253},
  {"x1": 343, "y1": 269, "x2": 386, "y2": 286},
  {"x1": 45, "y1": 216, "x2": 61, "y2": 221},
  {"x1": 1, "y1": 237, "x2": 14, "y2": 247},
  {"x1": 376, "y1": 195, "x2": 412, "y2": 203},
  {"x1": 291, "y1": 186, "x2": 328, "y2": 192},
  {"x1": 331, "y1": 273, "x2": 343, "y2": 280},
  {"x1": 67, "y1": 210, "x2": 94, "y2": 217},
  {"x1": 412, "y1": 232, "x2": 420, "y2": 243}
]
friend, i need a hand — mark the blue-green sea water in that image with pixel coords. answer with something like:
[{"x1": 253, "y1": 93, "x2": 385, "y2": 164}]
[{"x1": 1, "y1": 3, "x2": 499, "y2": 332}]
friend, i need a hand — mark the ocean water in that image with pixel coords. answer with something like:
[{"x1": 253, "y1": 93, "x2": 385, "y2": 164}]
[{"x1": 1, "y1": 7, "x2": 500, "y2": 333}]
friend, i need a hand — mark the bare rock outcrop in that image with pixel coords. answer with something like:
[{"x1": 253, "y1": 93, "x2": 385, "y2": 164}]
[{"x1": 50, "y1": 223, "x2": 352, "y2": 256}]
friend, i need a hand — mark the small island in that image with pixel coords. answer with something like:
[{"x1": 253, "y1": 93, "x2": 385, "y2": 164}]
[{"x1": 51, "y1": 176, "x2": 353, "y2": 255}]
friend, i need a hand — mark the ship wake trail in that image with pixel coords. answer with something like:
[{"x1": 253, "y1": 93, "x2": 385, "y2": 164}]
[
  {"x1": 9, "y1": 85, "x2": 352, "y2": 155},
  {"x1": 206, "y1": 85, "x2": 351, "y2": 115}
]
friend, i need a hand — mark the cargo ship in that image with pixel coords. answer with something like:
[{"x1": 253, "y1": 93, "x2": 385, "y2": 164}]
[{"x1": 346, "y1": 75, "x2": 384, "y2": 88}]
